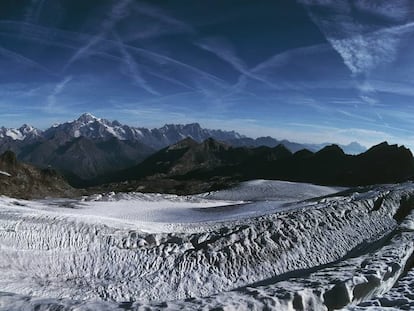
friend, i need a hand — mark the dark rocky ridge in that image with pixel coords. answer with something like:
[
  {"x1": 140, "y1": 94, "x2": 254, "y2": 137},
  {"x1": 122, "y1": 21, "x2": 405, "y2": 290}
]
[
  {"x1": 0, "y1": 151, "x2": 78, "y2": 199},
  {"x1": 0, "y1": 138, "x2": 412, "y2": 198},
  {"x1": 92, "y1": 139, "x2": 414, "y2": 195}
]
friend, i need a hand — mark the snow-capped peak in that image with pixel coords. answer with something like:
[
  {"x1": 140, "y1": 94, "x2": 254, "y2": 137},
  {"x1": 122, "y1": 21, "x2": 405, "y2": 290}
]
[
  {"x1": 0, "y1": 124, "x2": 41, "y2": 141},
  {"x1": 43, "y1": 113, "x2": 131, "y2": 141},
  {"x1": 18, "y1": 124, "x2": 37, "y2": 134},
  {"x1": 76, "y1": 113, "x2": 100, "y2": 124},
  {"x1": 1, "y1": 113, "x2": 245, "y2": 149},
  {"x1": 47, "y1": 114, "x2": 243, "y2": 146}
]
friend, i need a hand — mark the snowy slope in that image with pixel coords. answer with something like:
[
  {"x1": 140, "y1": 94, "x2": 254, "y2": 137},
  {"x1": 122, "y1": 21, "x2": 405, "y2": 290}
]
[
  {"x1": 0, "y1": 181, "x2": 414, "y2": 310},
  {"x1": 0, "y1": 124, "x2": 41, "y2": 141},
  {"x1": 204, "y1": 179, "x2": 345, "y2": 201}
]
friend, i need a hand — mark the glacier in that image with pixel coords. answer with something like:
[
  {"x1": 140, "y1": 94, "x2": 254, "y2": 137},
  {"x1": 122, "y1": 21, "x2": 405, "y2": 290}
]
[{"x1": 0, "y1": 180, "x2": 414, "y2": 310}]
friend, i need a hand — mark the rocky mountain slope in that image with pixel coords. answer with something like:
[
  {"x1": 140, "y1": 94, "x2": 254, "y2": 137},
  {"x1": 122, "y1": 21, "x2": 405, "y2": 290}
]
[
  {"x1": 97, "y1": 139, "x2": 414, "y2": 194},
  {"x1": 0, "y1": 151, "x2": 78, "y2": 199}
]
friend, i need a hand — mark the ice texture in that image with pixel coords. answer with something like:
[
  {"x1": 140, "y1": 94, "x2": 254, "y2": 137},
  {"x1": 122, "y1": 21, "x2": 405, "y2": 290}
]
[
  {"x1": 0, "y1": 181, "x2": 414, "y2": 310},
  {"x1": 204, "y1": 179, "x2": 344, "y2": 201}
]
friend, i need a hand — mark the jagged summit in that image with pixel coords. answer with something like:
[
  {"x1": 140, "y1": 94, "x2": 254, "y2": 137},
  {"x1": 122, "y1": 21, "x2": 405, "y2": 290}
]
[
  {"x1": 41, "y1": 114, "x2": 245, "y2": 148},
  {"x1": 19, "y1": 124, "x2": 35, "y2": 132},
  {"x1": 161, "y1": 123, "x2": 202, "y2": 130},
  {"x1": 365, "y1": 141, "x2": 404, "y2": 152},
  {"x1": 316, "y1": 144, "x2": 345, "y2": 156},
  {"x1": 76, "y1": 112, "x2": 100, "y2": 124},
  {"x1": 0, "y1": 123, "x2": 42, "y2": 141}
]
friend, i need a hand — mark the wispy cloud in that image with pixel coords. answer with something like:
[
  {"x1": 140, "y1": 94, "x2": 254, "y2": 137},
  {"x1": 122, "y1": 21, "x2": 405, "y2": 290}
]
[
  {"x1": 329, "y1": 33, "x2": 398, "y2": 75},
  {"x1": 299, "y1": 0, "x2": 413, "y2": 75},
  {"x1": 24, "y1": 0, "x2": 47, "y2": 25},
  {"x1": 47, "y1": 76, "x2": 72, "y2": 111},
  {"x1": 194, "y1": 37, "x2": 284, "y2": 100},
  {"x1": 125, "y1": 2, "x2": 194, "y2": 40},
  {"x1": 336, "y1": 109, "x2": 377, "y2": 122},
  {"x1": 63, "y1": 0, "x2": 133, "y2": 71},
  {"x1": 0, "y1": 20, "x2": 227, "y2": 93},
  {"x1": 135, "y1": 2, "x2": 194, "y2": 32},
  {"x1": 113, "y1": 31, "x2": 159, "y2": 95},
  {"x1": 224, "y1": 43, "x2": 346, "y2": 96},
  {"x1": 360, "y1": 95, "x2": 378, "y2": 106},
  {"x1": 196, "y1": 37, "x2": 313, "y2": 92},
  {"x1": 196, "y1": 37, "x2": 248, "y2": 74},
  {"x1": 364, "y1": 79, "x2": 414, "y2": 97},
  {"x1": 353, "y1": 0, "x2": 412, "y2": 22},
  {"x1": 284, "y1": 122, "x2": 405, "y2": 148},
  {"x1": 298, "y1": 0, "x2": 414, "y2": 135},
  {"x1": 0, "y1": 46, "x2": 53, "y2": 75}
]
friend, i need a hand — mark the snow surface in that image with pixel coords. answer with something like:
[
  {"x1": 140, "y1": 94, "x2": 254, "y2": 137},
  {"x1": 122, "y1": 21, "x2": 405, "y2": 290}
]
[
  {"x1": 0, "y1": 125, "x2": 40, "y2": 141},
  {"x1": 0, "y1": 180, "x2": 414, "y2": 310},
  {"x1": 20, "y1": 181, "x2": 341, "y2": 233},
  {"x1": 5, "y1": 129, "x2": 23, "y2": 140},
  {"x1": 0, "y1": 171, "x2": 10, "y2": 177},
  {"x1": 204, "y1": 179, "x2": 345, "y2": 201}
]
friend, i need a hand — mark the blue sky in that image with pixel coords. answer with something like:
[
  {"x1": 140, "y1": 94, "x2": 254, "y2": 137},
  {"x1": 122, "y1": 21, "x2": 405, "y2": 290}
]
[{"x1": 1, "y1": 0, "x2": 414, "y2": 149}]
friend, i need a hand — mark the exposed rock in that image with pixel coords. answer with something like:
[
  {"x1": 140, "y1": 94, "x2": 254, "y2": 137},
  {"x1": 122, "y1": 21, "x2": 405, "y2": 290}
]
[
  {"x1": 96, "y1": 140, "x2": 414, "y2": 194},
  {"x1": 0, "y1": 151, "x2": 79, "y2": 199}
]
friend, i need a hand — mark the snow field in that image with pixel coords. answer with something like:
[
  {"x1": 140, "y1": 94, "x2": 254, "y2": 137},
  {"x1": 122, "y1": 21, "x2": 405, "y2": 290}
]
[{"x1": 0, "y1": 181, "x2": 413, "y2": 310}]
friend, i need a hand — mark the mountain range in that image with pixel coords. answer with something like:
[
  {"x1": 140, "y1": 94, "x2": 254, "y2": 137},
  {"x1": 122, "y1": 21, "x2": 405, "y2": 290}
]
[
  {"x1": 95, "y1": 139, "x2": 414, "y2": 195},
  {"x1": 0, "y1": 113, "x2": 367, "y2": 185},
  {"x1": 0, "y1": 113, "x2": 366, "y2": 151}
]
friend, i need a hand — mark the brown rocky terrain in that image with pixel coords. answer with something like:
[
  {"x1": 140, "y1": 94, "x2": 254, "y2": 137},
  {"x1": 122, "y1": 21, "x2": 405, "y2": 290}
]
[{"x1": 0, "y1": 150, "x2": 79, "y2": 199}]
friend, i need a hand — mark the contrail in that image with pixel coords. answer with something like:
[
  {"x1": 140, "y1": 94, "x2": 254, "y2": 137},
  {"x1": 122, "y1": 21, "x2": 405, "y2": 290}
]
[
  {"x1": 34, "y1": 0, "x2": 47, "y2": 23},
  {"x1": 0, "y1": 46, "x2": 54, "y2": 75},
  {"x1": 47, "y1": 76, "x2": 73, "y2": 110},
  {"x1": 63, "y1": 0, "x2": 133, "y2": 72},
  {"x1": 113, "y1": 31, "x2": 160, "y2": 95}
]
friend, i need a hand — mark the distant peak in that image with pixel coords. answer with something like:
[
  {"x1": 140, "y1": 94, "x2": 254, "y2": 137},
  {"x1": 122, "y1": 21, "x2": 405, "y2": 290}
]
[
  {"x1": 161, "y1": 123, "x2": 201, "y2": 129},
  {"x1": 185, "y1": 123, "x2": 201, "y2": 128},
  {"x1": 317, "y1": 144, "x2": 345, "y2": 155},
  {"x1": 18, "y1": 124, "x2": 33, "y2": 133},
  {"x1": 112, "y1": 120, "x2": 122, "y2": 127},
  {"x1": 19, "y1": 124, "x2": 32, "y2": 130},
  {"x1": 77, "y1": 113, "x2": 99, "y2": 123},
  {"x1": 367, "y1": 142, "x2": 390, "y2": 151},
  {"x1": 366, "y1": 141, "x2": 402, "y2": 153}
]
